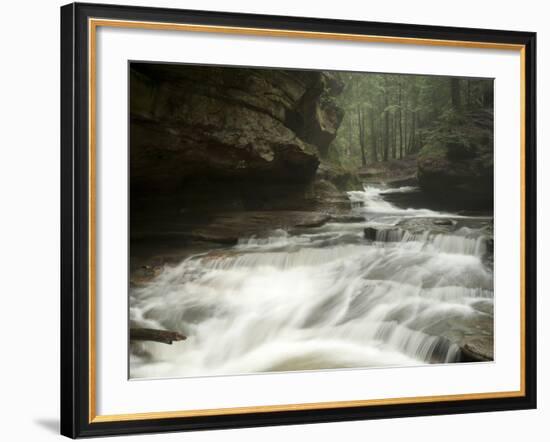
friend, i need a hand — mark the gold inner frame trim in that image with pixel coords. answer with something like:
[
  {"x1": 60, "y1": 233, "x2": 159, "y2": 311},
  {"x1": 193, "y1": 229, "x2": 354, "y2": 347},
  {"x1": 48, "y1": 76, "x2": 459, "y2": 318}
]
[{"x1": 88, "y1": 18, "x2": 527, "y2": 424}]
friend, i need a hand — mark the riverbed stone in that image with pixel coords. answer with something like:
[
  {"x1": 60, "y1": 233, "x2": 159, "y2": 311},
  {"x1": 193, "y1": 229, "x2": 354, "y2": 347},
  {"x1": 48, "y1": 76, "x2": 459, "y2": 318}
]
[
  {"x1": 433, "y1": 219, "x2": 456, "y2": 226},
  {"x1": 460, "y1": 337, "x2": 494, "y2": 362},
  {"x1": 189, "y1": 211, "x2": 332, "y2": 245},
  {"x1": 363, "y1": 227, "x2": 378, "y2": 241}
]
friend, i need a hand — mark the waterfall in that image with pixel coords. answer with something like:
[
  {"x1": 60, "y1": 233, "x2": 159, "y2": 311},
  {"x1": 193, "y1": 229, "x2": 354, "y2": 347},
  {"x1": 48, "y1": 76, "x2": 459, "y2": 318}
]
[{"x1": 130, "y1": 185, "x2": 493, "y2": 379}]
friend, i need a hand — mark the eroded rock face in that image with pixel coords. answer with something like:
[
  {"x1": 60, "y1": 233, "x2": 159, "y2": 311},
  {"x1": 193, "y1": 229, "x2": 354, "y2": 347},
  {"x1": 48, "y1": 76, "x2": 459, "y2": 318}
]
[{"x1": 130, "y1": 63, "x2": 344, "y2": 194}]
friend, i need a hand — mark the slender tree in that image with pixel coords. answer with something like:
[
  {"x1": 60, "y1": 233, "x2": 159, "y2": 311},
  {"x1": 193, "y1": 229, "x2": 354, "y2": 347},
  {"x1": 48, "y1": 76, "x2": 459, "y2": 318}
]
[
  {"x1": 369, "y1": 108, "x2": 378, "y2": 162},
  {"x1": 383, "y1": 77, "x2": 390, "y2": 161},
  {"x1": 329, "y1": 71, "x2": 493, "y2": 167},
  {"x1": 357, "y1": 106, "x2": 367, "y2": 167},
  {"x1": 397, "y1": 77, "x2": 403, "y2": 158}
]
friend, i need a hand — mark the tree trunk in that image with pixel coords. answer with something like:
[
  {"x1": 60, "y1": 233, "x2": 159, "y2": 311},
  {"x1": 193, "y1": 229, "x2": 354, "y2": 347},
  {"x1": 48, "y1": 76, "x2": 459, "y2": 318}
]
[
  {"x1": 398, "y1": 82, "x2": 403, "y2": 159},
  {"x1": 383, "y1": 87, "x2": 390, "y2": 161},
  {"x1": 347, "y1": 113, "x2": 353, "y2": 158},
  {"x1": 408, "y1": 111, "x2": 416, "y2": 153},
  {"x1": 357, "y1": 107, "x2": 367, "y2": 167},
  {"x1": 393, "y1": 113, "x2": 398, "y2": 159},
  {"x1": 369, "y1": 110, "x2": 378, "y2": 162},
  {"x1": 403, "y1": 103, "x2": 408, "y2": 156}
]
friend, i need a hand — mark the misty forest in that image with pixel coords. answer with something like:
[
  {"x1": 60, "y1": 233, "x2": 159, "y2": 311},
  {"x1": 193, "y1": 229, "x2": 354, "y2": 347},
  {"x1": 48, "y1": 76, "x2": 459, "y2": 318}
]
[{"x1": 129, "y1": 63, "x2": 494, "y2": 378}]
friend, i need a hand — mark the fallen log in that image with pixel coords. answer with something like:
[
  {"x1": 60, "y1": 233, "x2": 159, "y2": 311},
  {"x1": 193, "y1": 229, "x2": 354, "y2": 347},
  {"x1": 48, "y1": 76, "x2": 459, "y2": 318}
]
[{"x1": 130, "y1": 328, "x2": 187, "y2": 345}]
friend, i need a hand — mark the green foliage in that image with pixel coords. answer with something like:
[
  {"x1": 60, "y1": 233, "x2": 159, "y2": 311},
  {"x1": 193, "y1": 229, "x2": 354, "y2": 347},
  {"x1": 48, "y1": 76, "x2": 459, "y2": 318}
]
[
  {"x1": 419, "y1": 108, "x2": 494, "y2": 164},
  {"x1": 329, "y1": 72, "x2": 494, "y2": 169}
]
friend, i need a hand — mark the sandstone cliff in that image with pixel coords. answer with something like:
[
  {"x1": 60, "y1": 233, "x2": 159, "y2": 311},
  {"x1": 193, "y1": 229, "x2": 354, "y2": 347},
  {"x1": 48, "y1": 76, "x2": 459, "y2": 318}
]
[{"x1": 130, "y1": 63, "x2": 344, "y2": 208}]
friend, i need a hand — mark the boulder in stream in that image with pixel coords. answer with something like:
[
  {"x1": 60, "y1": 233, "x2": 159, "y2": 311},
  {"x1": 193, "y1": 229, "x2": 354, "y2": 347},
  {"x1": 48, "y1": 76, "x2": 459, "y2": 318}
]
[
  {"x1": 363, "y1": 227, "x2": 404, "y2": 242},
  {"x1": 460, "y1": 337, "x2": 494, "y2": 362}
]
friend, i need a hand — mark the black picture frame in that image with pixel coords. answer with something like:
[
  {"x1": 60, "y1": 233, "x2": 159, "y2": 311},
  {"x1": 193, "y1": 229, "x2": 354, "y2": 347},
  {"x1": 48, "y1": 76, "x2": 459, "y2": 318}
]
[{"x1": 61, "y1": 2, "x2": 537, "y2": 438}]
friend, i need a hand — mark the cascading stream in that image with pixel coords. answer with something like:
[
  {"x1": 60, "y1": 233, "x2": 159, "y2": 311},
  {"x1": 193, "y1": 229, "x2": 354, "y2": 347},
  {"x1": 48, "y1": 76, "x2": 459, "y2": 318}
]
[{"x1": 130, "y1": 185, "x2": 493, "y2": 379}]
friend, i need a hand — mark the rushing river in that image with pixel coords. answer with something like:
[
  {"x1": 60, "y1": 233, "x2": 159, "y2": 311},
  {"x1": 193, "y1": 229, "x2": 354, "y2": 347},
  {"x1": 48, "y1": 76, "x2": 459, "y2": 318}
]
[{"x1": 130, "y1": 185, "x2": 494, "y2": 379}]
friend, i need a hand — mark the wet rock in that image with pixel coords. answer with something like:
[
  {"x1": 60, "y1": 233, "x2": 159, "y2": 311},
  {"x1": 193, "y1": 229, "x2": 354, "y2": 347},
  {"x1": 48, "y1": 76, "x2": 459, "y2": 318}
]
[
  {"x1": 364, "y1": 227, "x2": 378, "y2": 241},
  {"x1": 469, "y1": 299, "x2": 494, "y2": 316},
  {"x1": 397, "y1": 217, "x2": 458, "y2": 235},
  {"x1": 131, "y1": 265, "x2": 163, "y2": 285},
  {"x1": 316, "y1": 162, "x2": 362, "y2": 191},
  {"x1": 190, "y1": 211, "x2": 332, "y2": 245},
  {"x1": 429, "y1": 337, "x2": 462, "y2": 364},
  {"x1": 433, "y1": 219, "x2": 455, "y2": 226},
  {"x1": 482, "y1": 237, "x2": 494, "y2": 268},
  {"x1": 330, "y1": 214, "x2": 365, "y2": 223},
  {"x1": 419, "y1": 315, "x2": 494, "y2": 363},
  {"x1": 294, "y1": 213, "x2": 331, "y2": 228},
  {"x1": 191, "y1": 232, "x2": 239, "y2": 245},
  {"x1": 460, "y1": 337, "x2": 494, "y2": 362},
  {"x1": 363, "y1": 227, "x2": 402, "y2": 242}
]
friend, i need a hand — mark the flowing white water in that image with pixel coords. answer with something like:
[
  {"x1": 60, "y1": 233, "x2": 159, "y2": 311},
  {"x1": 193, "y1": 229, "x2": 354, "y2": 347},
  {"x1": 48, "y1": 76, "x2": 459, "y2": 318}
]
[{"x1": 130, "y1": 185, "x2": 493, "y2": 378}]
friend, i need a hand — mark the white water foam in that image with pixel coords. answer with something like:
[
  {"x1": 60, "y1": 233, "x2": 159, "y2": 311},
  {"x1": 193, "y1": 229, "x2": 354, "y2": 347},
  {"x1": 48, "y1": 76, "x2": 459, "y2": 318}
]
[{"x1": 130, "y1": 186, "x2": 493, "y2": 378}]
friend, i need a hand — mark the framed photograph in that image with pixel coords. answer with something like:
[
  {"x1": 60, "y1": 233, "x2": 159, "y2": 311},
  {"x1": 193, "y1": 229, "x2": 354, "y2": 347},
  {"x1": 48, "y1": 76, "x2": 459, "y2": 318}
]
[{"x1": 60, "y1": 2, "x2": 536, "y2": 438}]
